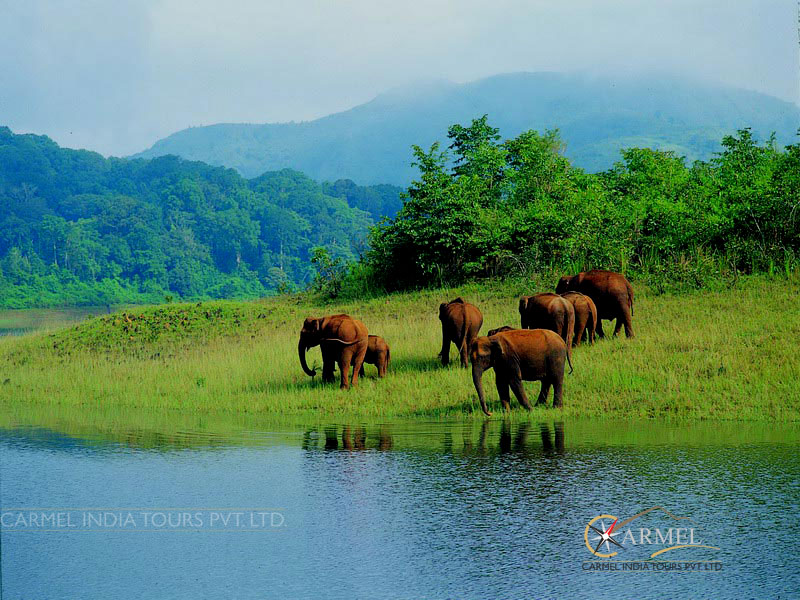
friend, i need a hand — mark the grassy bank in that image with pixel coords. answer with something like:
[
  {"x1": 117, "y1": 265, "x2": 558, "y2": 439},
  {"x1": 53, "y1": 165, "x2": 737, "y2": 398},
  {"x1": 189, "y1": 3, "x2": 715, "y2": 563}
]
[{"x1": 1, "y1": 276, "x2": 799, "y2": 421}]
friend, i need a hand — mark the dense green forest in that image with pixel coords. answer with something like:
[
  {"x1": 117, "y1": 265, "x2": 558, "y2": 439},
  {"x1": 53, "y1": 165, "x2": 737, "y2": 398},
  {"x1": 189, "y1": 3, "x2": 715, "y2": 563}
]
[
  {"x1": 350, "y1": 117, "x2": 799, "y2": 295},
  {"x1": 2, "y1": 116, "x2": 798, "y2": 308},
  {"x1": 135, "y1": 73, "x2": 800, "y2": 184},
  {"x1": 0, "y1": 127, "x2": 402, "y2": 308}
]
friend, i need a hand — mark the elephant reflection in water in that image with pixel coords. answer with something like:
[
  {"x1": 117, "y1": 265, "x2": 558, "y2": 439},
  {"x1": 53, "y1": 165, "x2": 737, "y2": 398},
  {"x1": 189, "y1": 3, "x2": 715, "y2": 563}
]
[
  {"x1": 462, "y1": 421, "x2": 564, "y2": 454},
  {"x1": 540, "y1": 422, "x2": 565, "y2": 454},
  {"x1": 302, "y1": 425, "x2": 393, "y2": 451}
]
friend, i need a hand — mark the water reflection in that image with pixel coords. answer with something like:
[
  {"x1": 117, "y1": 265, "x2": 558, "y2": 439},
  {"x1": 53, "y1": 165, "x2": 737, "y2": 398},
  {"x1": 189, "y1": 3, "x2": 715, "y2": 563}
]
[
  {"x1": 1, "y1": 418, "x2": 798, "y2": 599},
  {"x1": 300, "y1": 421, "x2": 567, "y2": 456}
]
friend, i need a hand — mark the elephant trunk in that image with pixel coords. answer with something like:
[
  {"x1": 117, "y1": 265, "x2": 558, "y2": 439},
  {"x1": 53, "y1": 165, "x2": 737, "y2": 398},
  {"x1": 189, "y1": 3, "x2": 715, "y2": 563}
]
[
  {"x1": 472, "y1": 365, "x2": 491, "y2": 417},
  {"x1": 298, "y1": 339, "x2": 316, "y2": 377}
]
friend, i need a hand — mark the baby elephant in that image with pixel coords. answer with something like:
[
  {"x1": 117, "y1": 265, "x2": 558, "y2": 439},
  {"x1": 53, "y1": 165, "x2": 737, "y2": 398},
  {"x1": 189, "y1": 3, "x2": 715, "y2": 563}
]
[
  {"x1": 470, "y1": 329, "x2": 572, "y2": 416},
  {"x1": 359, "y1": 335, "x2": 391, "y2": 378}
]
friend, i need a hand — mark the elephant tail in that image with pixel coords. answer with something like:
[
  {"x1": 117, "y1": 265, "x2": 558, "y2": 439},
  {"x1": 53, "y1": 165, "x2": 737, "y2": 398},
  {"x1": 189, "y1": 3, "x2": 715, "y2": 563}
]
[
  {"x1": 320, "y1": 337, "x2": 367, "y2": 346},
  {"x1": 458, "y1": 309, "x2": 469, "y2": 352},
  {"x1": 566, "y1": 346, "x2": 573, "y2": 375},
  {"x1": 627, "y1": 282, "x2": 634, "y2": 316}
]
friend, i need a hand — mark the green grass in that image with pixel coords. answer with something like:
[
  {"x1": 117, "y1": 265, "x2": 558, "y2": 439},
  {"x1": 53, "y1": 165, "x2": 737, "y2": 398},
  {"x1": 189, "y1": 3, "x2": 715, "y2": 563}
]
[{"x1": 1, "y1": 276, "x2": 799, "y2": 422}]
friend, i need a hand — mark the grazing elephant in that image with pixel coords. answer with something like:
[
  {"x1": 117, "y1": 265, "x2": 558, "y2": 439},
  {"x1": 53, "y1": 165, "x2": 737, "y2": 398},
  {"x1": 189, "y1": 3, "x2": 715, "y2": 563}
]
[
  {"x1": 439, "y1": 298, "x2": 483, "y2": 367},
  {"x1": 556, "y1": 270, "x2": 634, "y2": 338},
  {"x1": 518, "y1": 293, "x2": 574, "y2": 363},
  {"x1": 487, "y1": 325, "x2": 515, "y2": 337},
  {"x1": 559, "y1": 292, "x2": 597, "y2": 346},
  {"x1": 358, "y1": 335, "x2": 390, "y2": 378},
  {"x1": 298, "y1": 314, "x2": 368, "y2": 389},
  {"x1": 470, "y1": 329, "x2": 571, "y2": 416}
]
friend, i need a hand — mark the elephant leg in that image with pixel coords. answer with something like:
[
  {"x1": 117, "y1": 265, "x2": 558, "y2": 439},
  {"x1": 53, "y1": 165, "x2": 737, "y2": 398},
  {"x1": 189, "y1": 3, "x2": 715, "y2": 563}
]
[
  {"x1": 536, "y1": 380, "x2": 551, "y2": 406},
  {"x1": 350, "y1": 344, "x2": 367, "y2": 388},
  {"x1": 321, "y1": 345, "x2": 336, "y2": 383},
  {"x1": 573, "y1": 321, "x2": 585, "y2": 347},
  {"x1": 359, "y1": 365, "x2": 366, "y2": 378},
  {"x1": 509, "y1": 377, "x2": 532, "y2": 411},
  {"x1": 495, "y1": 374, "x2": 511, "y2": 412},
  {"x1": 613, "y1": 317, "x2": 623, "y2": 337},
  {"x1": 338, "y1": 354, "x2": 351, "y2": 389},
  {"x1": 622, "y1": 306, "x2": 634, "y2": 338},
  {"x1": 552, "y1": 376, "x2": 564, "y2": 408},
  {"x1": 459, "y1": 340, "x2": 469, "y2": 368},
  {"x1": 596, "y1": 318, "x2": 606, "y2": 339},
  {"x1": 439, "y1": 327, "x2": 451, "y2": 366}
]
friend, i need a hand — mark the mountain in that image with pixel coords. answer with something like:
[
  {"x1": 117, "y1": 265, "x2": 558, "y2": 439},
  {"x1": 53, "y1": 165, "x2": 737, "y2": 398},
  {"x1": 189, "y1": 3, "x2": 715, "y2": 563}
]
[
  {"x1": 133, "y1": 72, "x2": 800, "y2": 184},
  {"x1": 0, "y1": 126, "x2": 401, "y2": 307}
]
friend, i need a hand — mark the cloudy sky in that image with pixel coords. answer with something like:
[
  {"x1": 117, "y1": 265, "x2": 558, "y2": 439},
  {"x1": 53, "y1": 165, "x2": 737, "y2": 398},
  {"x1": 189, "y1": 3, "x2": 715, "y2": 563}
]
[{"x1": 1, "y1": 0, "x2": 797, "y2": 156}]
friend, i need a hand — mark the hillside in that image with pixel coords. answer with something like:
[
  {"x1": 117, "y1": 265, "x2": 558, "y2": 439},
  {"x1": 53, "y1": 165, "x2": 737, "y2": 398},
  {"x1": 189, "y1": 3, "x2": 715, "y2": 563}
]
[
  {"x1": 0, "y1": 127, "x2": 402, "y2": 308},
  {"x1": 134, "y1": 72, "x2": 800, "y2": 184},
  {"x1": 2, "y1": 277, "x2": 799, "y2": 420}
]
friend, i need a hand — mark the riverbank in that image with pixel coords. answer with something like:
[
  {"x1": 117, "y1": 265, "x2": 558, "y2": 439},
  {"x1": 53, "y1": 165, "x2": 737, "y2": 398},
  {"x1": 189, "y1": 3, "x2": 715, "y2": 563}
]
[{"x1": 1, "y1": 276, "x2": 798, "y2": 421}]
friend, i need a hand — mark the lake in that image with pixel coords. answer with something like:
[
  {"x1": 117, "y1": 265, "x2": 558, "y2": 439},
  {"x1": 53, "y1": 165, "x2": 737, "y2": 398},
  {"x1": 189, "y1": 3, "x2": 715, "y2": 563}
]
[
  {"x1": 1, "y1": 417, "x2": 797, "y2": 599},
  {"x1": 0, "y1": 306, "x2": 118, "y2": 336}
]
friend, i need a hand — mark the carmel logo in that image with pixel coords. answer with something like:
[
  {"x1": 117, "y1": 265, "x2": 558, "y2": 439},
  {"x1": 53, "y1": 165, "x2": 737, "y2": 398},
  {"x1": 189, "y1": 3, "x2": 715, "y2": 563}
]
[{"x1": 584, "y1": 507, "x2": 721, "y2": 559}]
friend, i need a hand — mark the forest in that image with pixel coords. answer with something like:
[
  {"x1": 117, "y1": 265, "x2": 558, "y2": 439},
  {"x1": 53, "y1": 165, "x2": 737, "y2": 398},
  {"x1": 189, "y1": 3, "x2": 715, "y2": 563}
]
[
  {"x1": 1, "y1": 118, "x2": 798, "y2": 308},
  {"x1": 355, "y1": 117, "x2": 800, "y2": 295},
  {"x1": 0, "y1": 127, "x2": 401, "y2": 307}
]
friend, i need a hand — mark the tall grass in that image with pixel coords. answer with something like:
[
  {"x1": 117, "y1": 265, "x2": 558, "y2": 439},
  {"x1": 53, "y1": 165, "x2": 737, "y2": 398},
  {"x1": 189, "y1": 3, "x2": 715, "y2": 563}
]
[{"x1": 1, "y1": 275, "x2": 798, "y2": 422}]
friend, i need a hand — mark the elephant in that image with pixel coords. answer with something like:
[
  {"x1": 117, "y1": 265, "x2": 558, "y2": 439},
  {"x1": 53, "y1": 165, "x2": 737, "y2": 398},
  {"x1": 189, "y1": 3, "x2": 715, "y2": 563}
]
[
  {"x1": 298, "y1": 314, "x2": 368, "y2": 389},
  {"x1": 439, "y1": 297, "x2": 483, "y2": 367},
  {"x1": 470, "y1": 329, "x2": 571, "y2": 416},
  {"x1": 358, "y1": 335, "x2": 390, "y2": 378},
  {"x1": 518, "y1": 293, "x2": 574, "y2": 363},
  {"x1": 556, "y1": 269, "x2": 634, "y2": 338},
  {"x1": 559, "y1": 291, "x2": 597, "y2": 346},
  {"x1": 487, "y1": 325, "x2": 515, "y2": 337}
]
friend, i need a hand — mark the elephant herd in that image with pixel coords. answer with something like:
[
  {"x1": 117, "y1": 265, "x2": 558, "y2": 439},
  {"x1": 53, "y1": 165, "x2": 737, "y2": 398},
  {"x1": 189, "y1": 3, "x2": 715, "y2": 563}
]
[{"x1": 298, "y1": 269, "x2": 634, "y2": 416}]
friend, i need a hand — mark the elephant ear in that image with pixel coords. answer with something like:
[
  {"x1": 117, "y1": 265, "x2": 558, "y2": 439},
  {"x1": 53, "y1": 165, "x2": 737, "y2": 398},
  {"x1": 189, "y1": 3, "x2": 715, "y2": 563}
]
[
  {"x1": 489, "y1": 337, "x2": 504, "y2": 364},
  {"x1": 439, "y1": 303, "x2": 448, "y2": 319},
  {"x1": 492, "y1": 336, "x2": 520, "y2": 375}
]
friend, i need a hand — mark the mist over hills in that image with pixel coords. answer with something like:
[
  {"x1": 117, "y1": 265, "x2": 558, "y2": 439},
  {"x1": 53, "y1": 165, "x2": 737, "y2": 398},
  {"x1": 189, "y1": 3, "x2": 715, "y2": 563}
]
[{"x1": 134, "y1": 72, "x2": 800, "y2": 184}]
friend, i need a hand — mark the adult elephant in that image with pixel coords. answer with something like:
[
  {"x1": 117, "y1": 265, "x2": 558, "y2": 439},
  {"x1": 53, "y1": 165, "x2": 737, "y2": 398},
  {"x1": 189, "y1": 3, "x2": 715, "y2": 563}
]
[
  {"x1": 439, "y1": 297, "x2": 483, "y2": 367},
  {"x1": 556, "y1": 270, "x2": 634, "y2": 338},
  {"x1": 518, "y1": 293, "x2": 574, "y2": 363},
  {"x1": 559, "y1": 291, "x2": 597, "y2": 346},
  {"x1": 298, "y1": 314, "x2": 368, "y2": 389},
  {"x1": 470, "y1": 329, "x2": 571, "y2": 416}
]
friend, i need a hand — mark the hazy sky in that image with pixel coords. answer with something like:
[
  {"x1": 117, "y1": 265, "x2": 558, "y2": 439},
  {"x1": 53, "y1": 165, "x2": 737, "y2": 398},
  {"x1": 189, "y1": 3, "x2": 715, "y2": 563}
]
[{"x1": 1, "y1": 0, "x2": 797, "y2": 156}]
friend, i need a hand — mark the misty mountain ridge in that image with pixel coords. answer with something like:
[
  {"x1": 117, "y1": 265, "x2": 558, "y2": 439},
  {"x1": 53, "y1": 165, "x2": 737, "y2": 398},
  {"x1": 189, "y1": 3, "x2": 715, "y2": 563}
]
[{"x1": 134, "y1": 72, "x2": 800, "y2": 184}]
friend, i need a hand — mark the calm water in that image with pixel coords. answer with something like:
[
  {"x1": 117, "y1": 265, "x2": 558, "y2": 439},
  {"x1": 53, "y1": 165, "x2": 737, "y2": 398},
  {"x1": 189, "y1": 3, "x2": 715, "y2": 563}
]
[
  {"x1": 1, "y1": 419, "x2": 797, "y2": 599},
  {"x1": 0, "y1": 306, "x2": 117, "y2": 336}
]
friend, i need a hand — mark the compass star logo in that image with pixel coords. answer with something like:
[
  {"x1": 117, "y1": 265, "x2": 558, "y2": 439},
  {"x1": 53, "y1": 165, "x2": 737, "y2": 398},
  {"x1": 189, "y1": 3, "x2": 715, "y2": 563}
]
[{"x1": 584, "y1": 514, "x2": 624, "y2": 557}]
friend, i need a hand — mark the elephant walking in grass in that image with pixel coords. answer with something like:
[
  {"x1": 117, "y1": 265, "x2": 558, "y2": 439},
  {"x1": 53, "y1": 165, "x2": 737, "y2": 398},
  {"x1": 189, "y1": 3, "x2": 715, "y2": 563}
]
[
  {"x1": 439, "y1": 298, "x2": 483, "y2": 367},
  {"x1": 556, "y1": 269, "x2": 634, "y2": 338},
  {"x1": 470, "y1": 329, "x2": 571, "y2": 416},
  {"x1": 560, "y1": 291, "x2": 597, "y2": 345},
  {"x1": 298, "y1": 314, "x2": 368, "y2": 389},
  {"x1": 359, "y1": 335, "x2": 391, "y2": 378},
  {"x1": 519, "y1": 293, "x2": 574, "y2": 363}
]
